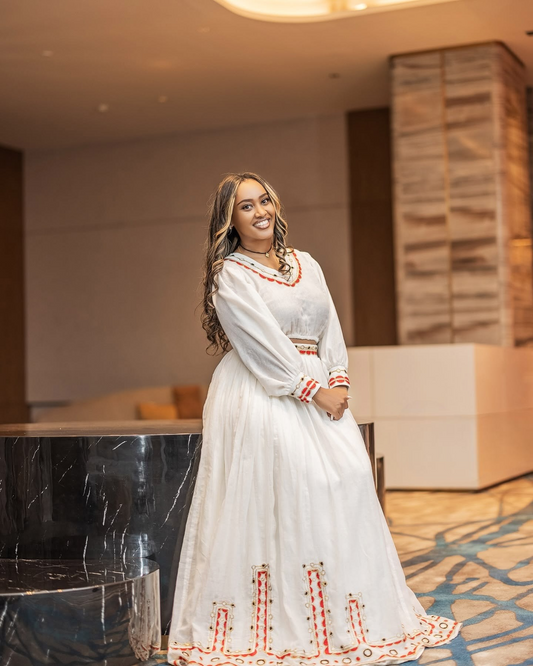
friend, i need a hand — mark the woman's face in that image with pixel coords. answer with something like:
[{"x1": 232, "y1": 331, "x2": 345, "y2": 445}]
[{"x1": 231, "y1": 179, "x2": 276, "y2": 247}]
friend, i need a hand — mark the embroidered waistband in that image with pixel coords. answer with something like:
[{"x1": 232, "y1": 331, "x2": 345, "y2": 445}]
[{"x1": 294, "y1": 343, "x2": 318, "y2": 356}]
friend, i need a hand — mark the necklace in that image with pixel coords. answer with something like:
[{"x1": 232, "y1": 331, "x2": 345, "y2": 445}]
[{"x1": 238, "y1": 242, "x2": 273, "y2": 258}]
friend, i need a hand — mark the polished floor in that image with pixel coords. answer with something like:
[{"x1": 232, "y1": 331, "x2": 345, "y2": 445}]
[{"x1": 152, "y1": 474, "x2": 533, "y2": 665}]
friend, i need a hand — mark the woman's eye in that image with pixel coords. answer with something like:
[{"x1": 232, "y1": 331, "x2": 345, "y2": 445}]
[{"x1": 241, "y1": 198, "x2": 269, "y2": 211}]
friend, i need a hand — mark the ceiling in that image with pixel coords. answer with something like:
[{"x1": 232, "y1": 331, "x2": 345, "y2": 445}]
[{"x1": 0, "y1": 0, "x2": 531, "y2": 152}]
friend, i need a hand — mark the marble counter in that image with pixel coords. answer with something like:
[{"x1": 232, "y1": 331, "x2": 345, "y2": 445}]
[
  {"x1": 0, "y1": 419, "x2": 203, "y2": 437},
  {"x1": 0, "y1": 558, "x2": 160, "y2": 665},
  {"x1": 0, "y1": 420, "x2": 202, "y2": 633}
]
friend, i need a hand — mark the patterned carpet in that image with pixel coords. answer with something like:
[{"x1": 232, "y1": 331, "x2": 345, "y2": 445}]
[
  {"x1": 149, "y1": 474, "x2": 533, "y2": 665},
  {"x1": 389, "y1": 473, "x2": 533, "y2": 665}
]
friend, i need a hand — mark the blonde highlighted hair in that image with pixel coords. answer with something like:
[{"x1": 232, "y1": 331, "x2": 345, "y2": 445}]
[{"x1": 202, "y1": 172, "x2": 291, "y2": 354}]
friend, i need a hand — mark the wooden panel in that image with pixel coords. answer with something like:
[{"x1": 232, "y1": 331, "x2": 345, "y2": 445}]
[
  {"x1": 391, "y1": 42, "x2": 533, "y2": 347},
  {"x1": 444, "y1": 45, "x2": 501, "y2": 345},
  {"x1": 347, "y1": 108, "x2": 397, "y2": 346},
  {"x1": 391, "y1": 52, "x2": 452, "y2": 344},
  {"x1": 0, "y1": 146, "x2": 28, "y2": 424},
  {"x1": 526, "y1": 86, "x2": 533, "y2": 344},
  {"x1": 496, "y1": 49, "x2": 533, "y2": 347}
]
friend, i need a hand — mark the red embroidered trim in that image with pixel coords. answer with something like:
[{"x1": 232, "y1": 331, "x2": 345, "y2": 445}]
[
  {"x1": 328, "y1": 370, "x2": 350, "y2": 389},
  {"x1": 329, "y1": 376, "x2": 350, "y2": 388},
  {"x1": 297, "y1": 349, "x2": 317, "y2": 356},
  {"x1": 291, "y1": 375, "x2": 319, "y2": 403},
  {"x1": 226, "y1": 251, "x2": 302, "y2": 287},
  {"x1": 299, "y1": 378, "x2": 319, "y2": 403},
  {"x1": 169, "y1": 562, "x2": 461, "y2": 665}
]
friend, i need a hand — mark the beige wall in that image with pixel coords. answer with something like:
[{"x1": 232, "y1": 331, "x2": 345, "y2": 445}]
[{"x1": 25, "y1": 114, "x2": 353, "y2": 403}]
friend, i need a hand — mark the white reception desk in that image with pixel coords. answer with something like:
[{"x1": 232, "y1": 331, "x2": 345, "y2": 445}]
[{"x1": 347, "y1": 343, "x2": 533, "y2": 490}]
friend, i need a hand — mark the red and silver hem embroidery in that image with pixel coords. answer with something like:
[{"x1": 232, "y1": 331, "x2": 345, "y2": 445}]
[
  {"x1": 291, "y1": 374, "x2": 320, "y2": 403},
  {"x1": 328, "y1": 366, "x2": 350, "y2": 389},
  {"x1": 168, "y1": 562, "x2": 462, "y2": 666}
]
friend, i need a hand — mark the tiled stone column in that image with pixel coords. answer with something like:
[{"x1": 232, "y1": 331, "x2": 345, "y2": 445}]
[
  {"x1": 391, "y1": 42, "x2": 533, "y2": 346},
  {"x1": 526, "y1": 88, "x2": 533, "y2": 235}
]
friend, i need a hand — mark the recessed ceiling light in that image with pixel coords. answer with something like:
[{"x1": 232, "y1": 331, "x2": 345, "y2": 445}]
[
  {"x1": 158, "y1": 95, "x2": 169, "y2": 103},
  {"x1": 97, "y1": 103, "x2": 110, "y2": 113},
  {"x1": 212, "y1": 0, "x2": 459, "y2": 21},
  {"x1": 42, "y1": 50, "x2": 53, "y2": 57}
]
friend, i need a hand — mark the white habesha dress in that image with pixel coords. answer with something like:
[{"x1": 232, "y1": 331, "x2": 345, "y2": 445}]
[{"x1": 167, "y1": 248, "x2": 461, "y2": 666}]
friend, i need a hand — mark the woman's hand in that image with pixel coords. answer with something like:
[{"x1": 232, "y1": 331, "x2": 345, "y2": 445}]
[{"x1": 312, "y1": 386, "x2": 350, "y2": 420}]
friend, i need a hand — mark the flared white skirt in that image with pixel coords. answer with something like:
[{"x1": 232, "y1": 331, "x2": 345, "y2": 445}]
[{"x1": 167, "y1": 351, "x2": 460, "y2": 666}]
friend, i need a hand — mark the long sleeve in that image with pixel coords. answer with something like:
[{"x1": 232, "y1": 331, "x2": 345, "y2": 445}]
[
  {"x1": 213, "y1": 261, "x2": 321, "y2": 402},
  {"x1": 313, "y1": 260, "x2": 350, "y2": 390}
]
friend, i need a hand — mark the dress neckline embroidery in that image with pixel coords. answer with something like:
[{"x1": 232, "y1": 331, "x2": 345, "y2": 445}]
[{"x1": 226, "y1": 250, "x2": 302, "y2": 287}]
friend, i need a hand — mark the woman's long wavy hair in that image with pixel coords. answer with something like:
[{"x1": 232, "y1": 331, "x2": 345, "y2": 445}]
[{"x1": 202, "y1": 172, "x2": 291, "y2": 354}]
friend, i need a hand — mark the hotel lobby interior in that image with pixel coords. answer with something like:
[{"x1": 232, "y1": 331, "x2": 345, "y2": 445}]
[{"x1": 1, "y1": 0, "x2": 533, "y2": 664}]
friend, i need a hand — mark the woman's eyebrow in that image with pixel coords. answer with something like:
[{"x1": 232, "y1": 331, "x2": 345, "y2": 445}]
[{"x1": 236, "y1": 192, "x2": 269, "y2": 206}]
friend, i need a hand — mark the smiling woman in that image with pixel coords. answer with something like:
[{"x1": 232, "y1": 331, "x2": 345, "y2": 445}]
[{"x1": 166, "y1": 171, "x2": 462, "y2": 666}]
